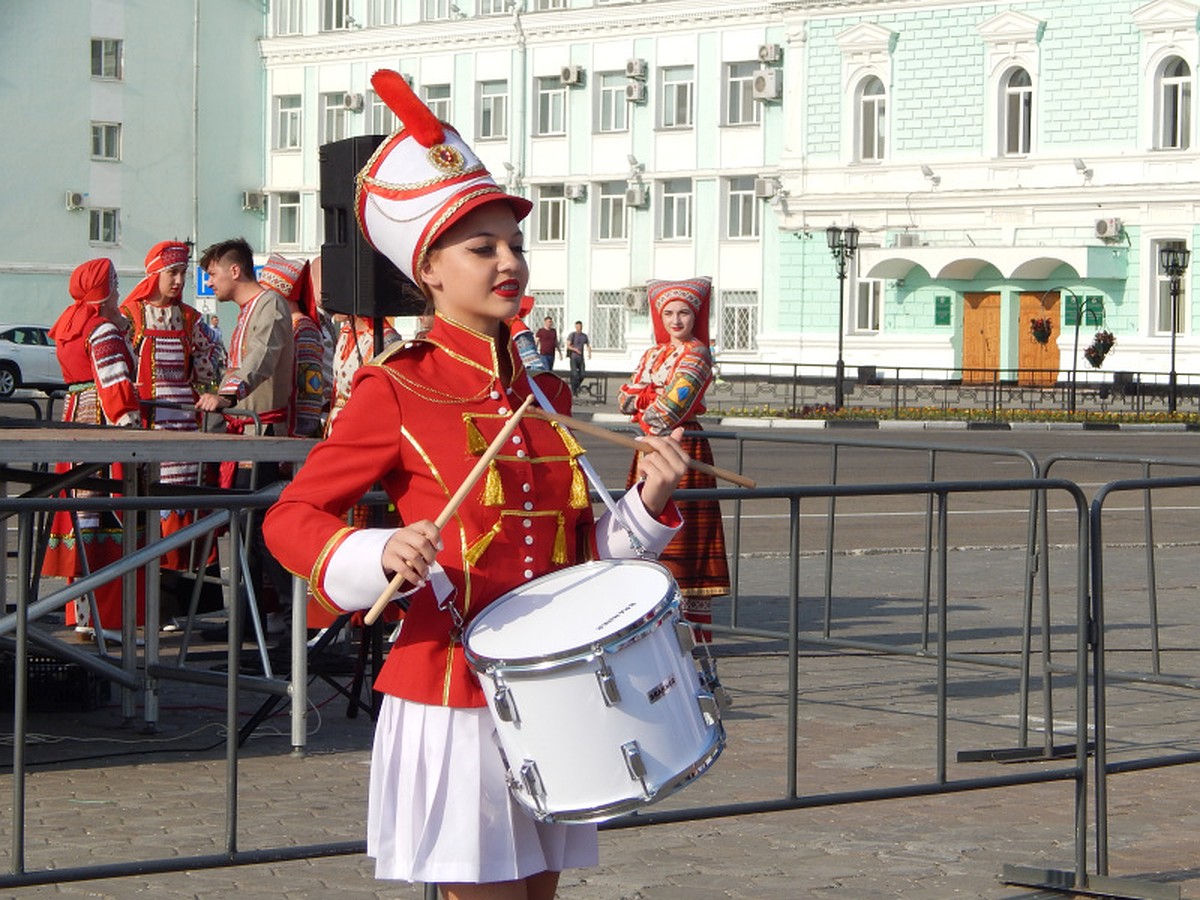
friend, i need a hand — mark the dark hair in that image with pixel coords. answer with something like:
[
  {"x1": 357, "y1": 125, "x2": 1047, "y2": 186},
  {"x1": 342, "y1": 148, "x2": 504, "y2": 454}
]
[{"x1": 199, "y1": 237, "x2": 255, "y2": 276}]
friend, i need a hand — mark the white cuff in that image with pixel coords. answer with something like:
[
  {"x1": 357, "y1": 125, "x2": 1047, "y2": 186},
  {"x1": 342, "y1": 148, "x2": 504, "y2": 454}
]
[
  {"x1": 322, "y1": 528, "x2": 396, "y2": 612},
  {"x1": 595, "y1": 486, "x2": 681, "y2": 559}
]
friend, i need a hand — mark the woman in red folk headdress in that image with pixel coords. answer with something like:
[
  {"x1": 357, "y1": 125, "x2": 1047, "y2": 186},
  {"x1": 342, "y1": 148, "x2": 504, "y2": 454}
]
[
  {"x1": 263, "y1": 70, "x2": 689, "y2": 899},
  {"x1": 618, "y1": 277, "x2": 731, "y2": 640},
  {"x1": 42, "y1": 259, "x2": 145, "y2": 638}
]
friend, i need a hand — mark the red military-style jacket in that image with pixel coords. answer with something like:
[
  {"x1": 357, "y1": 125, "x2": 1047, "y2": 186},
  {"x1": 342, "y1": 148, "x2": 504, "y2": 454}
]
[{"x1": 263, "y1": 314, "x2": 680, "y2": 708}]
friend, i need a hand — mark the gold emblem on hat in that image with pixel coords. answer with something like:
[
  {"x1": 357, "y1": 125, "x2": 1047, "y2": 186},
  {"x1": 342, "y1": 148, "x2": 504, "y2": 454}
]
[{"x1": 428, "y1": 143, "x2": 465, "y2": 175}]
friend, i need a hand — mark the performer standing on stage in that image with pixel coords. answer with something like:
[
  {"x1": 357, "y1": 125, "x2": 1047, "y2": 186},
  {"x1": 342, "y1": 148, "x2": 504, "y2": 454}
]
[
  {"x1": 263, "y1": 70, "x2": 690, "y2": 900},
  {"x1": 327, "y1": 313, "x2": 401, "y2": 433},
  {"x1": 120, "y1": 240, "x2": 226, "y2": 569},
  {"x1": 617, "y1": 277, "x2": 730, "y2": 639},
  {"x1": 42, "y1": 259, "x2": 144, "y2": 637}
]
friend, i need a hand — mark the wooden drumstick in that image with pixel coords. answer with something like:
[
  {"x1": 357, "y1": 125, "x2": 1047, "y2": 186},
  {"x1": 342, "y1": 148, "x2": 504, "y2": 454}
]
[
  {"x1": 527, "y1": 408, "x2": 757, "y2": 489},
  {"x1": 362, "y1": 394, "x2": 535, "y2": 626}
]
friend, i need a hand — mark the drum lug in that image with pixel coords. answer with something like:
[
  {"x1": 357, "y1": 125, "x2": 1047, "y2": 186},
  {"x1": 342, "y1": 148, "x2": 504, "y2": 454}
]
[
  {"x1": 696, "y1": 692, "x2": 722, "y2": 727},
  {"x1": 674, "y1": 620, "x2": 697, "y2": 653},
  {"x1": 621, "y1": 740, "x2": 651, "y2": 799},
  {"x1": 493, "y1": 682, "x2": 520, "y2": 725},
  {"x1": 595, "y1": 658, "x2": 622, "y2": 706},
  {"x1": 519, "y1": 760, "x2": 548, "y2": 815}
]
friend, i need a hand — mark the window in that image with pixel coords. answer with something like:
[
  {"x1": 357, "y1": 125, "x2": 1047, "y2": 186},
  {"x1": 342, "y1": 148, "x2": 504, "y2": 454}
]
[
  {"x1": 596, "y1": 72, "x2": 628, "y2": 133},
  {"x1": 726, "y1": 176, "x2": 758, "y2": 239},
  {"x1": 369, "y1": 91, "x2": 399, "y2": 133},
  {"x1": 423, "y1": 84, "x2": 451, "y2": 121},
  {"x1": 660, "y1": 66, "x2": 694, "y2": 129},
  {"x1": 535, "y1": 77, "x2": 567, "y2": 136},
  {"x1": 1003, "y1": 67, "x2": 1033, "y2": 156},
  {"x1": 367, "y1": 0, "x2": 400, "y2": 26},
  {"x1": 320, "y1": 92, "x2": 349, "y2": 144},
  {"x1": 528, "y1": 292, "x2": 565, "y2": 332},
  {"x1": 659, "y1": 178, "x2": 692, "y2": 240},
  {"x1": 1155, "y1": 240, "x2": 1188, "y2": 334},
  {"x1": 536, "y1": 185, "x2": 566, "y2": 242},
  {"x1": 597, "y1": 181, "x2": 627, "y2": 241},
  {"x1": 589, "y1": 291, "x2": 627, "y2": 350},
  {"x1": 856, "y1": 279, "x2": 882, "y2": 332},
  {"x1": 720, "y1": 290, "x2": 759, "y2": 351},
  {"x1": 274, "y1": 95, "x2": 302, "y2": 150},
  {"x1": 275, "y1": 0, "x2": 303, "y2": 34},
  {"x1": 90, "y1": 39, "x2": 122, "y2": 79},
  {"x1": 423, "y1": 0, "x2": 452, "y2": 21},
  {"x1": 89, "y1": 208, "x2": 120, "y2": 245},
  {"x1": 533, "y1": 0, "x2": 567, "y2": 8},
  {"x1": 725, "y1": 62, "x2": 761, "y2": 126},
  {"x1": 277, "y1": 192, "x2": 301, "y2": 246},
  {"x1": 321, "y1": 0, "x2": 349, "y2": 30},
  {"x1": 478, "y1": 81, "x2": 508, "y2": 139},
  {"x1": 1157, "y1": 56, "x2": 1192, "y2": 150},
  {"x1": 91, "y1": 122, "x2": 121, "y2": 161},
  {"x1": 480, "y1": 0, "x2": 508, "y2": 14},
  {"x1": 857, "y1": 76, "x2": 886, "y2": 161}
]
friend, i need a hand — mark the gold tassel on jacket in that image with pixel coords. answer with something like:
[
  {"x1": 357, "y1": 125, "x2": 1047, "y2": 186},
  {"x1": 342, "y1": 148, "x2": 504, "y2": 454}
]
[
  {"x1": 482, "y1": 461, "x2": 505, "y2": 506},
  {"x1": 568, "y1": 459, "x2": 589, "y2": 509},
  {"x1": 465, "y1": 416, "x2": 488, "y2": 456},
  {"x1": 552, "y1": 513, "x2": 567, "y2": 565},
  {"x1": 464, "y1": 520, "x2": 503, "y2": 566}
]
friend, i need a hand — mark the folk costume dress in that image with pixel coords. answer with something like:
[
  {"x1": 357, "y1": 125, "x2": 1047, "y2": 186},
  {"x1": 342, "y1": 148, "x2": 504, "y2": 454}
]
[
  {"x1": 263, "y1": 314, "x2": 681, "y2": 883},
  {"x1": 42, "y1": 259, "x2": 144, "y2": 630},
  {"x1": 120, "y1": 241, "x2": 226, "y2": 569},
  {"x1": 618, "y1": 277, "x2": 730, "y2": 634}
]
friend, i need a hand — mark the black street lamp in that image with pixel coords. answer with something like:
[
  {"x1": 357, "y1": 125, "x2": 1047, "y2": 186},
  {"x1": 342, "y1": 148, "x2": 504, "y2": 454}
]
[
  {"x1": 826, "y1": 224, "x2": 860, "y2": 409},
  {"x1": 1159, "y1": 245, "x2": 1190, "y2": 413}
]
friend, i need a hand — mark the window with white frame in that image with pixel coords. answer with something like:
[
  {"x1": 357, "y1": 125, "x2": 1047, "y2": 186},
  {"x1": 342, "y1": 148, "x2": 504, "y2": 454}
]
[
  {"x1": 597, "y1": 181, "x2": 627, "y2": 241},
  {"x1": 720, "y1": 290, "x2": 759, "y2": 351},
  {"x1": 1155, "y1": 239, "x2": 1189, "y2": 334},
  {"x1": 856, "y1": 278, "x2": 882, "y2": 332},
  {"x1": 533, "y1": 0, "x2": 567, "y2": 8},
  {"x1": 1157, "y1": 56, "x2": 1192, "y2": 151},
  {"x1": 367, "y1": 0, "x2": 400, "y2": 26},
  {"x1": 91, "y1": 122, "x2": 121, "y2": 161},
  {"x1": 319, "y1": 93, "x2": 349, "y2": 144},
  {"x1": 90, "y1": 38, "x2": 122, "y2": 79},
  {"x1": 725, "y1": 61, "x2": 761, "y2": 126},
  {"x1": 480, "y1": 0, "x2": 507, "y2": 14},
  {"x1": 1003, "y1": 67, "x2": 1033, "y2": 156},
  {"x1": 529, "y1": 292, "x2": 565, "y2": 334},
  {"x1": 368, "y1": 92, "x2": 399, "y2": 133},
  {"x1": 423, "y1": 0, "x2": 452, "y2": 21},
  {"x1": 321, "y1": 0, "x2": 349, "y2": 30},
  {"x1": 274, "y1": 95, "x2": 302, "y2": 150},
  {"x1": 89, "y1": 208, "x2": 120, "y2": 245},
  {"x1": 659, "y1": 178, "x2": 692, "y2": 240},
  {"x1": 726, "y1": 176, "x2": 758, "y2": 239},
  {"x1": 535, "y1": 76, "x2": 567, "y2": 136},
  {"x1": 275, "y1": 0, "x2": 303, "y2": 34},
  {"x1": 857, "y1": 76, "x2": 886, "y2": 161},
  {"x1": 276, "y1": 192, "x2": 302, "y2": 246},
  {"x1": 478, "y1": 81, "x2": 508, "y2": 139},
  {"x1": 536, "y1": 185, "x2": 567, "y2": 242},
  {"x1": 590, "y1": 291, "x2": 627, "y2": 350},
  {"x1": 423, "y1": 84, "x2": 451, "y2": 121},
  {"x1": 660, "y1": 66, "x2": 695, "y2": 129},
  {"x1": 596, "y1": 72, "x2": 627, "y2": 133}
]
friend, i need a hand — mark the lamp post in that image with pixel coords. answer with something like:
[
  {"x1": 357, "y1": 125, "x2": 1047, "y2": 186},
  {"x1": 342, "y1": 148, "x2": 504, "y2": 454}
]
[
  {"x1": 1159, "y1": 245, "x2": 1190, "y2": 413},
  {"x1": 826, "y1": 224, "x2": 860, "y2": 409}
]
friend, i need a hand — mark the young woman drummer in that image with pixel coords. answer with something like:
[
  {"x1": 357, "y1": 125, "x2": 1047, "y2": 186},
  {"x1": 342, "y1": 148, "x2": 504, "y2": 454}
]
[{"x1": 262, "y1": 71, "x2": 691, "y2": 900}]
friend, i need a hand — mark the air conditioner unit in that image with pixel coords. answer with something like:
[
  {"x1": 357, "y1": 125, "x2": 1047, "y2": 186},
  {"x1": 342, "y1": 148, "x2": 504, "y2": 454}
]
[
  {"x1": 1094, "y1": 217, "x2": 1123, "y2": 240},
  {"x1": 342, "y1": 92, "x2": 364, "y2": 112},
  {"x1": 64, "y1": 191, "x2": 86, "y2": 211},
  {"x1": 622, "y1": 287, "x2": 648, "y2": 311},
  {"x1": 753, "y1": 177, "x2": 778, "y2": 200},
  {"x1": 560, "y1": 65, "x2": 584, "y2": 86},
  {"x1": 625, "y1": 184, "x2": 648, "y2": 208},
  {"x1": 242, "y1": 190, "x2": 266, "y2": 212},
  {"x1": 625, "y1": 80, "x2": 647, "y2": 103},
  {"x1": 758, "y1": 42, "x2": 783, "y2": 63},
  {"x1": 895, "y1": 232, "x2": 920, "y2": 248},
  {"x1": 564, "y1": 183, "x2": 587, "y2": 201},
  {"x1": 625, "y1": 58, "x2": 648, "y2": 79},
  {"x1": 752, "y1": 68, "x2": 781, "y2": 101}
]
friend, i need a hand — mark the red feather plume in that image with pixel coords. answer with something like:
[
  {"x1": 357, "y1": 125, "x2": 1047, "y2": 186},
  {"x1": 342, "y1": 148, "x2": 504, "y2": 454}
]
[{"x1": 370, "y1": 69, "x2": 445, "y2": 147}]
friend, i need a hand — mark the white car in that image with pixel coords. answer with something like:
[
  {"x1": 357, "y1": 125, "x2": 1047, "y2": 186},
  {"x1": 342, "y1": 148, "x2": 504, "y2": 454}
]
[{"x1": 0, "y1": 324, "x2": 65, "y2": 397}]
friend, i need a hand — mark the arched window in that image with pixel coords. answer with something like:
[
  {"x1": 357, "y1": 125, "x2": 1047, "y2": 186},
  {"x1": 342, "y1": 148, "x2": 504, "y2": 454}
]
[
  {"x1": 1157, "y1": 56, "x2": 1192, "y2": 150},
  {"x1": 857, "y1": 76, "x2": 886, "y2": 162},
  {"x1": 1003, "y1": 67, "x2": 1033, "y2": 156}
]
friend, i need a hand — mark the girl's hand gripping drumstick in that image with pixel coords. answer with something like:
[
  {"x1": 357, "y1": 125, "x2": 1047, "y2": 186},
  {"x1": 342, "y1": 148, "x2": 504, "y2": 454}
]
[{"x1": 362, "y1": 394, "x2": 535, "y2": 626}]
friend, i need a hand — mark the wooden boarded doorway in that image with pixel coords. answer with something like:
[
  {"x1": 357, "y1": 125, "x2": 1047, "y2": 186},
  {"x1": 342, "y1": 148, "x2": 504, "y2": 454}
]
[
  {"x1": 1018, "y1": 291, "x2": 1060, "y2": 387},
  {"x1": 962, "y1": 293, "x2": 1000, "y2": 384}
]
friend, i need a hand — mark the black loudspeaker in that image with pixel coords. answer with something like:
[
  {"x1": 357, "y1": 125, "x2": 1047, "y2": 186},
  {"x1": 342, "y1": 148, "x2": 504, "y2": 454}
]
[{"x1": 319, "y1": 135, "x2": 426, "y2": 318}]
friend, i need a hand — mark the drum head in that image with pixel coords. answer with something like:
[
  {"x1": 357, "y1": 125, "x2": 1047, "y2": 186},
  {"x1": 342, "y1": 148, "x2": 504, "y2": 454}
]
[{"x1": 465, "y1": 559, "x2": 676, "y2": 667}]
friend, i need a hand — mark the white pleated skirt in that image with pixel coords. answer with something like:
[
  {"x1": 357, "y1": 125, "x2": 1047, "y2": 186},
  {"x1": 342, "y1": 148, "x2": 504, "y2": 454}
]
[{"x1": 367, "y1": 695, "x2": 599, "y2": 884}]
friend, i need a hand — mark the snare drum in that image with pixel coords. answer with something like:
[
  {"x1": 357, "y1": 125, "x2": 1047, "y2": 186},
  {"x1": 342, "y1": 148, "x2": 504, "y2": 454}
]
[{"x1": 463, "y1": 559, "x2": 724, "y2": 823}]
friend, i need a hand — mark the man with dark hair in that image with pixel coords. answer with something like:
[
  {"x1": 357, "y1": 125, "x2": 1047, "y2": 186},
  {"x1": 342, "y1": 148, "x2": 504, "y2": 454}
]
[
  {"x1": 534, "y1": 315, "x2": 560, "y2": 372},
  {"x1": 566, "y1": 319, "x2": 592, "y2": 395}
]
